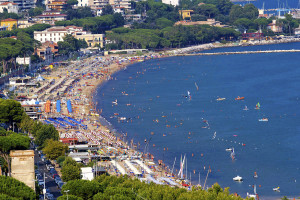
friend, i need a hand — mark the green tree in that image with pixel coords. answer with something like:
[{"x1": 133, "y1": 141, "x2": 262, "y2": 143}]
[
  {"x1": 0, "y1": 99, "x2": 25, "y2": 130},
  {"x1": 61, "y1": 157, "x2": 81, "y2": 182},
  {"x1": 0, "y1": 133, "x2": 30, "y2": 175},
  {"x1": 57, "y1": 195, "x2": 83, "y2": 200},
  {"x1": 0, "y1": 176, "x2": 36, "y2": 200},
  {"x1": 198, "y1": 4, "x2": 219, "y2": 18},
  {"x1": 102, "y1": 4, "x2": 114, "y2": 15},
  {"x1": 28, "y1": 7, "x2": 44, "y2": 17},
  {"x1": 58, "y1": 34, "x2": 88, "y2": 55},
  {"x1": 43, "y1": 139, "x2": 68, "y2": 160},
  {"x1": 61, "y1": 179, "x2": 102, "y2": 199},
  {"x1": 35, "y1": 124, "x2": 59, "y2": 147}
]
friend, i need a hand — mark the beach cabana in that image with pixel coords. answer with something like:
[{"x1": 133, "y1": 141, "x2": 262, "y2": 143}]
[
  {"x1": 146, "y1": 175, "x2": 163, "y2": 185},
  {"x1": 124, "y1": 160, "x2": 142, "y2": 176},
  {"x1": 110, "y1": 160, "x2": 126, "y2": 175},
  {"x1": 133, "y1": 160, "x2": 153, "y2": 175}
]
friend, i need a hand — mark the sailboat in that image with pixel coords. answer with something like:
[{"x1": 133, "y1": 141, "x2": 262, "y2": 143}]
[
  {"x1": 187, "y1": 91, "x2": 191, "y2": 100},
  {"x1": 255, "y1": 102, "x2": 260, "y2": 110},
  {"x1": 178, "y1": 154, "x2": 186, "y2": 180},
  {"x1": 230, "y1": 148, "x2": 235, "y2": 160},
  {"x1": 247, "y1": 185, "x2": 257, "y2": 198},
  {"x1": 243, "y1": 105, "x2": 249, "y2": 111}
]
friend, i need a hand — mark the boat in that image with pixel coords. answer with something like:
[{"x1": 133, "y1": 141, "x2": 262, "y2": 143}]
[
  {"x1": 230, "y1": 148, "x2": 235, "y2": 160},
  {"x1": 216, "y1": 97, "x2": 226, "y2": 101},
  {"x1": 235, "y1": 96, "x2": 245, "y2": 100},
  {"x1": 226, "y1": 148, "x2": 233, "y2": 152},
  {"x1": 258, "y1": 118, "x2": 268, "y2": 122},
  {"x1": 255, "y1": 102, "x2": 260, "y2": 110},
  {"x1": 112, "y1": 99, "x2": 118, "y2": 105},
  {"x1": 119, "y1": 117, "x2": 126, "y2": 121},
  {"x1": 233, "y1": 175, "x2": 243, "y2": 182},
  {"x1": 243, "y1": 105, "x2": 249, "y2": 111},
  {"x1": 254, "y1": 172, "x2": 258, "y2": 178},
  {"x1": 273, "y1": 187, "x2": 280, "y2": 192},
  {"x1": 247, "y1": 184, "x2": 257, "y2": 199}
]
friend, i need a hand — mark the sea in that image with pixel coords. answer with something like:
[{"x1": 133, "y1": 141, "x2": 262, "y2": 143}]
[
  {"x1": 94, "y1": 42, "x2": 300, "y2": 199},
  {"x1": 235, "y1": 0, "x2": 299, "y2": 9}
]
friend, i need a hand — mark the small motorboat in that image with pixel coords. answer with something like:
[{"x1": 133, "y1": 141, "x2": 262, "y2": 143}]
[
  {"x1": 235, "y1": 96, "x2": 245, "y2": 100},
  {"x1": 112, "y1": 99, "x2": 118, "y2": 105},
  {"x1": 216, "y1": 97, "x2": 226, "y2": 101},
  {"x1": 119, "y1": 117, "x2": 126, "y2": 121},
  {"x1": 226, "y1": 148, "x2": 233, "y2": 152},
  {"x1": 233, "y1": 175, "x2": 243, "y2": 182},
  {"x1": 273, "y1": 187, "x2": 280, "y2": 192},
  {"x1": 254, "y1": 172, "x2": 258, "y2": 178},
  {"x1": 259, "y1": 118, "x2": 268, "y2": 122}
]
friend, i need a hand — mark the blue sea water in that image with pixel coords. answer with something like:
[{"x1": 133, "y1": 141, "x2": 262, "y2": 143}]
[
  {"x1": 236, "y1": 0, "x2": 299, "y2": 9},
  {"x1": 95, "y1": 42, "x2": 300, "y2": 199}
]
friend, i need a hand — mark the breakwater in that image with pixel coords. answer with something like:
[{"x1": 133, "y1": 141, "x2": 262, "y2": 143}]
[{"x1": 180, "y1": 49, "x2": 300, "y2": 56}]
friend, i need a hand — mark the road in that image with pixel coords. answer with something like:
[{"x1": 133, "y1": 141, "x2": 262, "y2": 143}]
[{"x1": 34, "y1": 147, "x2": 62, "y2": 199}]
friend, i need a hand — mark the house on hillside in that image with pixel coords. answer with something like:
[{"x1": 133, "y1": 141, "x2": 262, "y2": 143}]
[
  {"x1": 0, "y1": 2, "x2": 18, "y2": 13},
  {"x1": 267, "y1": 20, "x2": 283, "y2": 33},
  {"x1": 0, "y1": 18, "x2": 17, "y2": 30}
]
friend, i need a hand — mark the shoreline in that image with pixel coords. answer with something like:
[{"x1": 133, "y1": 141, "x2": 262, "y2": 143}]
[{"x1": 19, "y1": 39, "x2": 300, "y2": 197}]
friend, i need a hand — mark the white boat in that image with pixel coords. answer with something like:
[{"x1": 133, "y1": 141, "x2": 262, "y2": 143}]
[
  {"x1": 226, "y1": 148, "x2": 233, "y2": 152},
  {"x1": 243, "y1": 105, "x2": 249, "y2": 111},
  {"x1": 112, "y1": 99, "x2": 118, "y2": 105},
  {"x1": 273, "y1": 187, "x2": 280, "y2": 192},
  {"x1": 258, "y1": 118, "x2": 268, "y2": 122},
  {"x1": 119, "y1": 117, "x2": 126, "y2": 121},
  {"x1": 216, "y1": 97, "x2": 226, "y2": 101},
  {"x1": 247, "y1": 185, "x2": 257, "y2": 199},
  {"x1": 233, "y1": 175, "x2": 243, "y2": 182}
]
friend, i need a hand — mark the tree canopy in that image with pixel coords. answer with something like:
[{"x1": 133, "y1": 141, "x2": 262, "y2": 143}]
[
  {"x1": 0, "y1": 99, "x2": 25, "y2": 129},
  {"x1": 61, "y1": 157, "x2": 81, "y2": 182},
  {"x1": 59, "y1": 174, "x2": 246, "y2": 200},
  {"x1": 0, "y1": 174, "x2": 36, "y2": 200},
  {"x1": 43, "y1": 139, "x2": 68, "y2": 160}
]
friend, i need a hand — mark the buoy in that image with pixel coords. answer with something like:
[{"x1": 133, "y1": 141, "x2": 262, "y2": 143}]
[
  {"x1": 192, "y1": 153, "x2": 194, "y2": 157},
  {"x1": 153, "y1": 144, "x2": 155, "y2": 147},
  {"x1": 201, "y1": 153, "x2": 203, "y2": 157}
]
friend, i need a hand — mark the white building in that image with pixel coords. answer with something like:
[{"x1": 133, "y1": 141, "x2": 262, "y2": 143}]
[
  {"x1": 81, "y1": 167, "x2": 94, "y2": 181},
  {"x1": 76, "y1": 0, "x2": 91, "y2": 7},
  {"x1": 9, "y1": 0, "x2": 35, "y2": 10},
  {"x1": 162, "y1": 0, "x2": 178, "y2": 6},
  {"x1": 34, "y1": 26, "x2": 86, "y2": 43},
  {"x1": 0, "y1": 2, "x2": 19, "y2": 13}
]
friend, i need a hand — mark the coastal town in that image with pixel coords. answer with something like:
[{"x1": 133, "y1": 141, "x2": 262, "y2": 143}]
[{"x1": 1, "y1": 0, "x2": 300, "y2": 199}]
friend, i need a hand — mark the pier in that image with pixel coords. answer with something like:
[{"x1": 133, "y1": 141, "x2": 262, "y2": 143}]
[{"x1": 179, "y1": 49, "x2": 300, "y2": 56}]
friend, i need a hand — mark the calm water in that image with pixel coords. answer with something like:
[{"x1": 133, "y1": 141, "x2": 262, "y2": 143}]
[
  {"x1": 95, "y1": 42, "x2": 300, "y2": 199},
  {"x1": 236, "y1": 0, "x2": 298, "y2": 9}
]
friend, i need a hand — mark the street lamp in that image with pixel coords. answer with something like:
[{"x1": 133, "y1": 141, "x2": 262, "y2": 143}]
[
  {"x1": 43, "y1": 172, "x2": 47, "y2": 200},
  {"x1": 64, "y1": 190, "x2": 70, "y2": 200}
]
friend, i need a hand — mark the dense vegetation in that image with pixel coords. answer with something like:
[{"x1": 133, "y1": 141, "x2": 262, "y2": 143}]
[
  {"x1": 0, "y1": 176, "x2": 36, "y2": 200},
  {"x1": 106, "y1": 25, "x2": 240, "y2": 49},
  {"x1": 58, "y1": 174, "x2": 246, "y2": 200},
  {"x1": 54, "y1": 14, "x2": 125, "y2": 34}
]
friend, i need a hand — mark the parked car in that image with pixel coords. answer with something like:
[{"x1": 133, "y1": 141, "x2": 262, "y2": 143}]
[
  {"x1": 55, "y1": 176, "x2": 62, "y2": 184},
  {"x1": 46, "y1": 165, "x2": 54, "y2": 171},
  {"x1": 45, "y1": 193, "x2": 54, "y2": 200},
  {"x1": 49, "y1": 169, "x2": 57, "y2": 175},
  {"x1": 57, "y1": 181, "x2": 65, "y2": 189},
  {"x1": 53, "y1": 174, "x2": 59, "y2": 179}
]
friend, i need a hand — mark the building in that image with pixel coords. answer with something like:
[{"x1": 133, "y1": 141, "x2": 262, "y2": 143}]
[
  {"x1": 47, "y1": 0, "x2": 67, "y2": 11},
  {"x1": 295, "y1": 25, "x2": 300, "y2": 35},
  {"x1": 0, "y1": 26, "x2": 7, "y2": 31},
  {"x1": 81, "y1": 167, "x2": 94, "y2": 181},
  {"x1": 35, "y1": 13, "x2": 67, "y2": 25},
  {"x1": 10, "y1": 150, "x2": 35, "y2": 190},
  {"x1": 22, "y1": 104, "x2": 42, "y2": 120},
  {"x1": 75, "y1": 34, "x2": 105, "y2": 47},
  {"x1": 267, "y1": 20, "x2": 282, "y2": 33},
  {"x1": 0, "y1": 2, "x2": 19, "y2": 13},
  {"x1": 162, "y1": 0, "x2": 179, "y2": 6},
  {"x1": 42, "y1": 41, "x2": 59, "y2": 56},
  {"x1": 174, "y1": 18, "x2": 227, "y2": 27},
  {"x1": 179, "y1": 10, "x2": 193, "y2": 20},
  {"x1": 17, "y1": 19, "x2": 35, "y2": 28},
  {"x1": 91, "y1": 0, "x2": 131, "y2": 10},
  {"x1": 9, "y1": 76, "x2": 31, "y2": 86},
  {"x1": 76, "y1": 0, "x2": 91, "y2": 7},
  {"x1": 36, "y1": 45, "x2": 53, "y2": 62},
  {"x1": 0, "y1": 18, "x2": 17, "y2": 30},
  {"x1": 34, "y1": 26, "x2": 85, "y2": 43},
  {"x1": 10, "y1": 0, "x2": 35, "y2": 10},
  {"x1": 124, "y1": 14, "x2": 142, "y2": 22}
]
